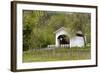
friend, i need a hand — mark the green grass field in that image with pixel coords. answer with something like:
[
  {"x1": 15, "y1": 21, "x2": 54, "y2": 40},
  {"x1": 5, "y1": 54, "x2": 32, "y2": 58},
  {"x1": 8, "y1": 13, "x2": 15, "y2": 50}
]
[{"x1": 23, "y1": 47, "x2": 91, "y2": 63}]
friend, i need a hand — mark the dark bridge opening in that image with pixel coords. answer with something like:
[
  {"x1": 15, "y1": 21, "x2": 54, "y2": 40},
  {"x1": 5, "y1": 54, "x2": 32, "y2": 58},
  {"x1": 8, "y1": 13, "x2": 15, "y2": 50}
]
[{"x1": 58, "y1": 35, "x2": 70, "y2": 47}]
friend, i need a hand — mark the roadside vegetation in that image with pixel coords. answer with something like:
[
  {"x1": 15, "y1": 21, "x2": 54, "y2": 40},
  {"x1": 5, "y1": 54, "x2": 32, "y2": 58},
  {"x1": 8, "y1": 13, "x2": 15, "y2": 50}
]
[{"x1": 23, "y1": 46, "x2": 91, "y2": 62}]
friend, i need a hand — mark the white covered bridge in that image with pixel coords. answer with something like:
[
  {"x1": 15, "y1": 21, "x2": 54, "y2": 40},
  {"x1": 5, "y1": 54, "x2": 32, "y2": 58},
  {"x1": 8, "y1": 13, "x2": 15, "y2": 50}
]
[{"x1": 48, "y1": 27, "x2": 85, "y2": 48}]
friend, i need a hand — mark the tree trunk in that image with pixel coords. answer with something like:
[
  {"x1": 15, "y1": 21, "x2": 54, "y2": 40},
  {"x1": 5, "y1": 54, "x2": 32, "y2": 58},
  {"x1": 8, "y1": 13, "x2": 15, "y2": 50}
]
[{"x1": 83, "y1": 35, "x2": 86, "y2": 47}]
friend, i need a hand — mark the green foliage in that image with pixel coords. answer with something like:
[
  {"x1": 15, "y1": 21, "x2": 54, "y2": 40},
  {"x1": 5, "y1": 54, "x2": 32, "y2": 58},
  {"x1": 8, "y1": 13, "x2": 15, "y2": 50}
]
[{"x1": 23, "y1": 10, "x2": 91, "y2": 51}]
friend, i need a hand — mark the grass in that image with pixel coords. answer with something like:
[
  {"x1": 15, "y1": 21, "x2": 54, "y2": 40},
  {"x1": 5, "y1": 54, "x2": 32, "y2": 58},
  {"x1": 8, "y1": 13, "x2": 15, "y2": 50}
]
[{"x1": 23, "y1": 46, "x2": 91, "y2": 63}]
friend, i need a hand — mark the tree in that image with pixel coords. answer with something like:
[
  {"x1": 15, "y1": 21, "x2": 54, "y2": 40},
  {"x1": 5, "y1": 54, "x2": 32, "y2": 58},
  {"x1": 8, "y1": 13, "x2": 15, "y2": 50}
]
[{"x1": 67, "y1": 13, "x2": 91, "y2": 46}]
